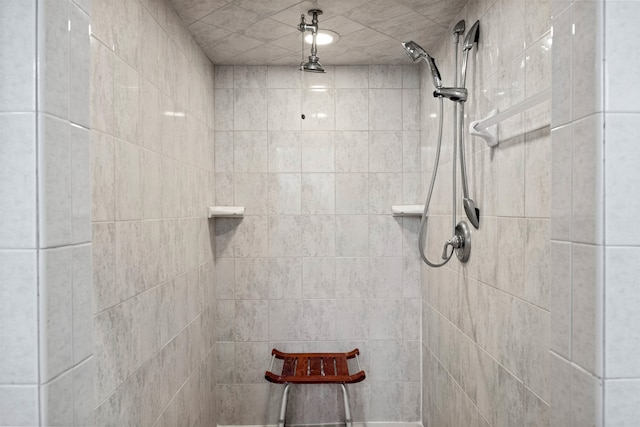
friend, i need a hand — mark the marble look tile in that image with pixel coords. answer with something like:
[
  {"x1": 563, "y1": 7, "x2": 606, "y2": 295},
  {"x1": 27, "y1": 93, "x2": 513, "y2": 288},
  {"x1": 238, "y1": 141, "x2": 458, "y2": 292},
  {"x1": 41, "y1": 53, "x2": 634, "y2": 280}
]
[
  {"x1": 40, "y1": 369, "x2": 73, "y2": 426},
  {"x1": 268, "y1": 131, "x2": 301, "y2": 172},
  {"x1": 235, "y1": 300, "x2": 268, "y2": 341},
  {"x1": 38, "y1": 0, "x2": 69, "y2": 119},
  {"x1": 269, "y1": 258, "x2": 302, "y2": 300},
  {"x1": 72, "y1": 245, "x2": 93, "y2": 363},
  {"x1": 367, "y1": 340, "x2": 403, "y2": 381},
  {"x1": 0, "y1": 0, "x2": 36, "y2": 112},
  {"x1": 571, "y1": 362, "x2": 603, "y2": 427},
  {"x1": 335, "y1": 131, "x2": 368, "y2": 172},
  {"x1": 369, "y1": 173, "x2": 402, "y2": 214},
  {"x1": 302, "y1": 257, "x2": 335, "y2": 299},
  {"x1": 369, "y1": 215, "x2": 403, "y2": 257},
  {"x1": 335, "y1": 173, "x2": 368, "y2": 214},
  {"x1": 268, "y1": 215, "x2": 301, "y2": 257},
  {"x1": 269, "y1": 300, "x2": 304, "y2": 341},
  {"x1": 140, "y1": 149, "x2": 162, "y2": 220},
  {"x1": 368, "y1": 257, "x2": 402, "y2": 298},
  {"x1": 551, "y1": 5, "x2": 572, "y2": 128},
  {"x1": 267, "y1": 66, "x2": 302, "y2": 88},
  {"x1": 336, "y1": 89, "x2": 368, "y2": 130},
  {"x1": 234, "y1": 89, "x2": 267, "y2": 130},
  {"x1": 496, "y1": 136, "x2": 525, "y2": 217},
  {"x1": 234, "y1": 131, "x2": 268, "y2": 172},
  {"x1": 403, "y1": 131, "x2": 421, "y2": 173},
  {"x1": 302, "y1": 173, "x2": 335, "y2": 215},
  {"x1": 235, "y1": 342, "x2": 270, "y2": 383},
  {"x1": 234, "y1": 258, "x2": 269, "y2": 300},
  {"x1": 550, "y1": 241, "x2": 571, "y2": 358},
  {"x1": 302, "y1": 300, "x2": 337, "y2": 341},
  {"x1": 113, "y1": 56, "x2": 139, "y2": 144},
  {"x1": 215, "y1": 66, "x2": 234, "y2": 88},
  {"x1": 0, "y1": 385, "x2": 39, "y2": 426},
  {"x1": 369, "y1": 65, "x2": 403, "y2": 88},
  {"x1": 214, "y1": 89, "x2": 234, "y2": 130},
  {"x1": 403, "y1": 65, "x2": 420, "y2": 89},
  {"x1": 301, "y1": 215, "x2": 335, "y2": 257},
  {"x1": 524, "y1": 127, "x2": 551, "y2": 218},
  {"x1": 572, "y1": 0, "x2": 603, "y2": 121},
  {"x1": 605, "y1": 247, "x2": 640, "y2": 378},
  {"x1": 369, "y1": 131, "x2": 403, "y2": 172},
  {"x1": 572, "y1": 243, "x2": 603, "y2": 376},
  {"x1": 403, "y1": 298, "x2": 421, "y2": 341},
  {"x1": 268, "y1": 89, "x2": 301, "y2": 131},
  {"x1": 139, "y1": 79, "x2": 160, "y2": 154},
  {"x1": 604, "y1": 114, "x2": 640, "y2": 246},
  {"x1": 335, "y1": 299, "x2": 368, "y2": 340},
  {"x1": 551, "y1": 124, "x2": 572, "y2": 241},
  {"x1": 301, "y1": 131, "x2": 334, "y2": 172},
  {"x1": 268, "y1": 174, "x2": 301, "y2": 215},
  {"x1": 572, "y1": 114, "x2": 603, "y2": 245},
  {"x1": 335, "y1": 257, "x2": 369, "y2": 299},
  {"x1": 114, "y1": 139, "x2": 141, "y2": 221},
  {"x1": 525, "y1": 219, "x2": 550, "y2": 309},
  {"x1": 302, "y1": 89, "x2": 335, "y2": 131},
  {"x1": 234, "y1": 66, "x2": 267, "y2": 88},
  {"x1": 38, "y1": 114, "x2": 71, "y2": 248},
  {"x1": 369, "y1": 89, "x2": 402, "y2": 130},
  {"x1": 234, "y1": 173, "x2": 268, "y2": 215},
  {"x1": 335, "y1": 66, "x2": 369, "y2": 88},
  {"x1": 0, "y1": 250, "x2": 38, "y2": 383},
  {"x1": 605, "y1": 379, "x2": 640, "y2": 427},
  {"x1": 495, "y1": 217, "x2": 526, "y2": 297},
  {"x1": 0, "y1": 113, "x2": 37, "y2": 248},
  {"x1": 115, "y1": 220, "x2": 143, "y2": 302},
  {"x1": 476, "y1": 349, "x2": 524, "y2": 427},
  {"x1": 403, "y1": 89, "x2": 421, "y2": 131},
  {"x1": 367, "y1": 299, "x2": 402, "y2": 339},
  {"x1": 336, "y1": 215, "x2": 369, "y2": 257},
  {"x1": 69, "y1": 4, "x2": 90, "y2": 127}
]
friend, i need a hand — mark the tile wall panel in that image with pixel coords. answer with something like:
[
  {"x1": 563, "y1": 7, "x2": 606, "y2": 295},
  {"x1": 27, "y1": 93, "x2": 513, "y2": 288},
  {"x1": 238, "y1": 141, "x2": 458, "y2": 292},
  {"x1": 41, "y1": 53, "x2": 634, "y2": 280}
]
[
  {"x1": 90, "y1": 0, "x2": 217, "y2": 425},
  {"x1": 420, "y1": 0, "x2": 552, "y2": 426},
  {"x1": 1, "y1": 0, "x2": 93, "y2": 424},
  {"x1": 213, "y1": 63, "x2": 422, "y2": 424}
]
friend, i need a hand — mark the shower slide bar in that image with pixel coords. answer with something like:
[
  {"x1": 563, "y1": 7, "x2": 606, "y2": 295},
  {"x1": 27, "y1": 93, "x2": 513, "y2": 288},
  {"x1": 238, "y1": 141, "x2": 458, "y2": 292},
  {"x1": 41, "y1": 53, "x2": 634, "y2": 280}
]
[{"x1": 469, "y1": 87, "x2": 551, "y2": 148}]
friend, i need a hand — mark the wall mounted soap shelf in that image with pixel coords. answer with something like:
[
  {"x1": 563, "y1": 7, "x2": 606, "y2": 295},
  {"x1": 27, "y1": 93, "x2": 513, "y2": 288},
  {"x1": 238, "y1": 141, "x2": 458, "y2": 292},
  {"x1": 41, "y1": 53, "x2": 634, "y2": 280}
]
[
  {"x1": 391, "y1": 205, "x2": 424, "y2": 217},
  {"x1": 208, "y1": 206, "x2": 245, "y2": 218}
]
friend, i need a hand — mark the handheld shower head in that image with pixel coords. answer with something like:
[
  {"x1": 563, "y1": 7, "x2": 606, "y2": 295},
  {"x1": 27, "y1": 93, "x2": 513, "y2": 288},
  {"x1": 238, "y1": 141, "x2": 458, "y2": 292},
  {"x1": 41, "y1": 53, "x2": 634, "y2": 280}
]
[
  {"x1": 463, "y1": 20, "x2": 480, "y2": 51},
  {"x1": 402, "y1": 41, "x2": 442, "y2": 88}
]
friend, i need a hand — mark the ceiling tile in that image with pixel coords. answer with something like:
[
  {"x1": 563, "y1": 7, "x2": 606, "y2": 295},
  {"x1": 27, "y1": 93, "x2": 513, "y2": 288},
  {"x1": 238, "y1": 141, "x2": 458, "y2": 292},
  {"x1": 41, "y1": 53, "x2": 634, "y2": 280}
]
[
  {"x1": 168, "y1": 0, "x2": 470, "y2": 65},
  {"x1": 233, "y1": 0, "x2": 303, "y2": 18},
  {"x1": 188, "y1": 21, "x2": 232, "y2": 49},
  {"x1": 200, "y1": 2, "x2": 261, "y2": 32},
  {"x1": 343, "y1": 0, "x2": 413, "y2": 27},
  {"x1": 320, "y1": 15, "x2": 365, "y2": 36},
  {"x1": 237, "y1": 18, "x2": 298, "y2": 43},
  {"x1": 209, "y1": 32, "x2": 265, "y2": 56}
]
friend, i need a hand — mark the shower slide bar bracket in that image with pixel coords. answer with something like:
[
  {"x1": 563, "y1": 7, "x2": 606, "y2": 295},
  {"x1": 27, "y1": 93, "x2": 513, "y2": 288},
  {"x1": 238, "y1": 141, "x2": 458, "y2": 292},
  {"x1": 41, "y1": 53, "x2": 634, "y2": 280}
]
[{"x1": 469, "y1": 87, "x2": 551, "y2": 148}]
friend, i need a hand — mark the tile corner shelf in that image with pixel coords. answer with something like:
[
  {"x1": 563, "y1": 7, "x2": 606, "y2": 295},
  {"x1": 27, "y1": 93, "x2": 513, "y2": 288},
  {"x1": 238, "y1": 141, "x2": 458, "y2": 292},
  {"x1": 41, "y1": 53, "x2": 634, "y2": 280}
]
[
  {"x1": 391, "y1": 205, "x2": 424, "y2": 217},
  {"x1": 208, "y1": 206, "x2": 245, "y2": 218}
]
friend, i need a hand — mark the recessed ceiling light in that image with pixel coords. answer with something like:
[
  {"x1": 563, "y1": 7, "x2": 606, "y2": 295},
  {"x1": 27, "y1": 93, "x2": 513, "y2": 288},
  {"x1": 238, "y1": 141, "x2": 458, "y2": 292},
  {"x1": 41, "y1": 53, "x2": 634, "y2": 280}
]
[{"x1": 304, "y1": 30, "x2": 340, "y2": 45}]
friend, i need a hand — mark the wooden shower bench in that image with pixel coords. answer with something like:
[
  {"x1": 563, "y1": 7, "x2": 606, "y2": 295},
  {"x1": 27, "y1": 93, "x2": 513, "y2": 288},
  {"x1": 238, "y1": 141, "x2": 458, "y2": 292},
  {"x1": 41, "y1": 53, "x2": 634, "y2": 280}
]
[{"x1": 265, "y1": 349, "x2": 366, "y2": 427}]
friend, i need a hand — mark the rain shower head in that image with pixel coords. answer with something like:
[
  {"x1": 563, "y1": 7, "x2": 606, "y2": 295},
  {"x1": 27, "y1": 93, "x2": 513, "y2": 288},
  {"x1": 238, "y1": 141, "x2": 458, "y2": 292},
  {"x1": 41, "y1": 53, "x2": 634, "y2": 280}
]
[
  {"x1": 300, "y1": 55, "x2": 326, "y2": 73},
  {"x1": 463, "y1": 20, "x2": 480, "y2": 51},
  {"x1": 402, "y1": 41, "x2": 442, "y2": 88}
]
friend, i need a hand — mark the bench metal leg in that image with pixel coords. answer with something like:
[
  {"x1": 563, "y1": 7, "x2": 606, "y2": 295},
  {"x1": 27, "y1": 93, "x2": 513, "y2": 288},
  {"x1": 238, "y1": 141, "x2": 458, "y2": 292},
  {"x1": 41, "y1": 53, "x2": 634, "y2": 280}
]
[
  {"x1": 340, "y1": 384, "x2": 352, "y2": 427},
  {"x1": 278, "y1": 384, "x2": 291, "y2": 427}
]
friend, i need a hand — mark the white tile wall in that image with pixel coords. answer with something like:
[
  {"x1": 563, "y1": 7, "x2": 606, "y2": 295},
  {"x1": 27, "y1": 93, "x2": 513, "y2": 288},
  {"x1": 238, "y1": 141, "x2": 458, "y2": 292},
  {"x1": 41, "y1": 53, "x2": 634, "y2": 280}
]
[
  {"x1": 550, "y1": 0, "x2": 640, "y2": 426},
  {"x1": 1, "y1": 0, "x2": 93, "y2": 424},
  {"x1": 421, "y1": 0, "x2": 552, "y2": 426},
  {"x1": 214, "y1": 64, "x2": 422, "y2": 424},
  {"x1": 90, "y1": 0, "x2": 217, "y2": 425}
]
